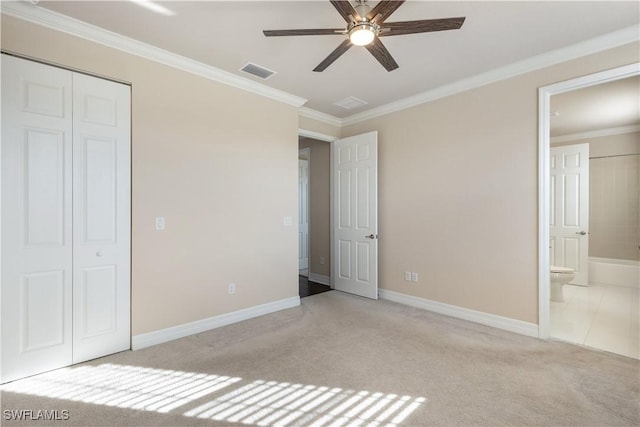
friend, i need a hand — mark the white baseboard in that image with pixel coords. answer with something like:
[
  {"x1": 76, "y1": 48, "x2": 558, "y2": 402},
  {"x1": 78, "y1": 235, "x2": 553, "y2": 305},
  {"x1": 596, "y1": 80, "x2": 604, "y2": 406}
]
[
  {"x1": 308, "y1": 273, "x2": 331, "y2": 286},
  {"x1": 132, "y1": 296, "x2": 300, "y2": 350},
  {"x1": 379, "y1": 290, "x2": 538, "y2": 338}
]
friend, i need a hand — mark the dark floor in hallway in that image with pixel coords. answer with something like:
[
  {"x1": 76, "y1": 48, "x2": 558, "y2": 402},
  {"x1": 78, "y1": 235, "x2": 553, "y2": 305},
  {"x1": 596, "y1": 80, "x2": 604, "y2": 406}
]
[{"x1": 299, "y1": 275, "x2": 331, "y2": 298}]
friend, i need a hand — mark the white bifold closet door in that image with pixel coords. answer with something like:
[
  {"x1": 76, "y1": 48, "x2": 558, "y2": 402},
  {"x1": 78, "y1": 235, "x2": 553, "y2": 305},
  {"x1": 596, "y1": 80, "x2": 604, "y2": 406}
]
[{"x1": 1, "y1": 55, "x2": 131, "y2": 383}]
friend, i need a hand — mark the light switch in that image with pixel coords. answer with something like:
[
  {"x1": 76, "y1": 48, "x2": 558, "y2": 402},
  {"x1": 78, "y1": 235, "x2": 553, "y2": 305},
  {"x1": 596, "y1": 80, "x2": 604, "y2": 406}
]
[
  {"x1": 155, "y1": 217, "x2": 165, "y2": 230},
  {"x1": 283, "y1": 216, "x2": 293, "y2": 226}
]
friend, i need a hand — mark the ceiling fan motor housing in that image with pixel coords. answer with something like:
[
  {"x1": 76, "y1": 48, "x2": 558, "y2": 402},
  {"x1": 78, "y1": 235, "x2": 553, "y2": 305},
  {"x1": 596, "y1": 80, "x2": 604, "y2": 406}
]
[{"x1": 354, "y1": 2, "x2": 370, "y2": 22}]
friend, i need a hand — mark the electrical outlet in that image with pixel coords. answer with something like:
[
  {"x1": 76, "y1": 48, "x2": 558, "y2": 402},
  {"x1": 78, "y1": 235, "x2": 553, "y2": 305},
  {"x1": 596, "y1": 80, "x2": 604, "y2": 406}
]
[
  {"x1": 228, "y1": 283, "x2": 236, "y2": 295},
  {"x1": 411, "y1": 272, "x2": 419, "y2": 283},
  {"x1": 404, "y1": 271, "x2": 412, "y2": 281},
  {"x1": 320, "y1": 256, "x2": 325, "y2": 265}
]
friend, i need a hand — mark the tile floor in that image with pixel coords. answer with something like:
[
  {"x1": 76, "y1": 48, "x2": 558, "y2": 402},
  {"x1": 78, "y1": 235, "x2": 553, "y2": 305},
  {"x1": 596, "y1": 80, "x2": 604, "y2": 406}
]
[{"x1": 551, "y1": 284, "x2": 639, "y2": 359}]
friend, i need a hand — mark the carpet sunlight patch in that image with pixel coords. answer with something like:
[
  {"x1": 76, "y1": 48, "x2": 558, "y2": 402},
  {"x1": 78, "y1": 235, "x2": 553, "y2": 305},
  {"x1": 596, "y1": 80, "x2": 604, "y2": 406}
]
[
  {"x1": 1, "y1": 364, "x2": 241, "y2": 413},
  {"x1": 184, "y1": 381, "x2": 425, "y2": 426},
  {"x1": 1, "y1": 363, "x2": 426, "y2": 426}
]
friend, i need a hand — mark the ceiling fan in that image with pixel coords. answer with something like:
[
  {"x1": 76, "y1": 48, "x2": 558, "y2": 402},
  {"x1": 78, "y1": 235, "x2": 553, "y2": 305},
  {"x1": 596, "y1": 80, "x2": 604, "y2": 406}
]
[{"x1": 263, "y1": 0, "x2": 465, "y2": 72}]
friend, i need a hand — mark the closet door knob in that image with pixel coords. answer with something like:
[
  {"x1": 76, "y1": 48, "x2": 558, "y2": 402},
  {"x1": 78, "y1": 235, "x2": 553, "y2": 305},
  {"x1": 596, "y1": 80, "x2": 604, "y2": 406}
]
[{"x1": 96, "y1": 250, "x2": 104, "y2": 257}]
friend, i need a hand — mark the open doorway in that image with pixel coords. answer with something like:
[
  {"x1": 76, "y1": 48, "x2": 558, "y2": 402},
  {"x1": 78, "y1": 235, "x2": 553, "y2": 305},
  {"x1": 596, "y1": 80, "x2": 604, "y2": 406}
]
[
  {"x1": 539, "y1": 64, "x2": 640, "y2": 359},
  {"x1": 298, "y1": 136, "x2": 332, "y2": 298},
  {"x1": 296, "y1": 130, "x2": 380, "y2": 300}
]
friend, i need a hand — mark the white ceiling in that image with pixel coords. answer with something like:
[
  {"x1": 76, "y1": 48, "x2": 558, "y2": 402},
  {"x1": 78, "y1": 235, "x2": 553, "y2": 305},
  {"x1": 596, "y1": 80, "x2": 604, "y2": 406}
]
[
  {"x1": 30, "y1": 1, "x2": 640, "y2": 120},
  {"x1": 550, "y1": 76, "x2": 640, "y2": 137}
]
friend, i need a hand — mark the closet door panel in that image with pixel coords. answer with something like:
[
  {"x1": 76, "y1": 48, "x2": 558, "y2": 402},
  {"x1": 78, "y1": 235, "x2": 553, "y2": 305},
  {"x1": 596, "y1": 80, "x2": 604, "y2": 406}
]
[
  {"x1": 72, "y1": 73, "x2": 131, "y2": 363},
  {"x1": 1, "y1": 55, "x2": 73, "y2": 383},
  {"x1": 82, "y1": 135, "x2": 117, "y2": 243}
]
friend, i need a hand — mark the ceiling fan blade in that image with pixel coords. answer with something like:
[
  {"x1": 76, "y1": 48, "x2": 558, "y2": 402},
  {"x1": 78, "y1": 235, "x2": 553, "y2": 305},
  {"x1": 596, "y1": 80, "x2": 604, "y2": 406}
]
[
  {"x1": 263, "y1": 29, "x2": 345, "y2": 37},
  {"x1": 313, "y1": 39, "x2": 353, "y2": 72},
  {"x1": 379, "y1": 17, "x2": 466, "y2": 36},
  {"x1": 367, "y1": 0, "x2": 405, "y2": 24},
  {"x1": 330, "y1": 0, "x2": 359, "y2": 23},
  {"x1": 365, "y1": 37, "x2": 398, "y2": 71}
]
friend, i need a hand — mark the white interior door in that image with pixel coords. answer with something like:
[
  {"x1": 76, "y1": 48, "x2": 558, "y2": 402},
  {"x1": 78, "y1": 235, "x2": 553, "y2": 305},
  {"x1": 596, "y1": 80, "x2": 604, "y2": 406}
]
[
  {"x1": 1, "y1": 55, "x2": 131, "y2": 382},
  {"x1": 550, "y1": 143, "x2": 589, "y2": 285},
  {"x1": 1, "y1": 55, "x2": 74, "y2": 383},
  {"x1": 332, "y1": 131, "x2": 378, "y2": 299},
  {"x1": 72, "y1": 73, "x2": 131, "y2": 363},
  {"x1": 298, "y1": 159, "x2": 309, "y2": 271}
]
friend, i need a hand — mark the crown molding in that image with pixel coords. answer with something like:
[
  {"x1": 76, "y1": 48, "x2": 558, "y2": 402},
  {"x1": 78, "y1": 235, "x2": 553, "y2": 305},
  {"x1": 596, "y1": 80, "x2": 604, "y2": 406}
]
[
  {"x1": 298, "y1": 107, "x2": 343, "y2": 128},
  {"x1": 5, "y1": 1, "x2": 637, "y2": 126},
  {"x1": 342, "y1": 25, "x2": 640, "y2": 126},
  {"x1": 551, "y1": 124, "x2": 640, "y2": 144},
  {"x1": 0, "y1": 1, "x2": 307, "y2": 108},
  {"x1": 298, "y1": 129, "x2": 339, "y2": 142}
]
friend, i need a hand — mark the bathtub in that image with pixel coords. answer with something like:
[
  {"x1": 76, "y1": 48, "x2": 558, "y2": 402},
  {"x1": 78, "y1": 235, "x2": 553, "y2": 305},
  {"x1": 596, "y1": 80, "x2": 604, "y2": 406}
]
[{"x1": 589, "y1": 257, "x2": 640, "y2": 288}]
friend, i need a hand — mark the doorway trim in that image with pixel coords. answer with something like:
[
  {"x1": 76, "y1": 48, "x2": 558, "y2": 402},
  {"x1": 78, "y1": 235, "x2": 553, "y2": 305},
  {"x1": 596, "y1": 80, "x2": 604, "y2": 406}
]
[{"x1": 537, "y1": 62, "x2": 640, "y2": 339}]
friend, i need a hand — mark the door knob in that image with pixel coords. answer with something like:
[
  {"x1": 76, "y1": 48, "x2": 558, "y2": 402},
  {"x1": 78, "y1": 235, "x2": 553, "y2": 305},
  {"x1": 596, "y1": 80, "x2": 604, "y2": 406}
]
[
  {"x1": 575, "y1": 231, "x2": 587, "y2": 235},
  {"x1": 96, "y1": 250, "x2": 104, "y2": 257},
  {"x1": 365, "y1": 234, "x2": 377, "y2": 239}
]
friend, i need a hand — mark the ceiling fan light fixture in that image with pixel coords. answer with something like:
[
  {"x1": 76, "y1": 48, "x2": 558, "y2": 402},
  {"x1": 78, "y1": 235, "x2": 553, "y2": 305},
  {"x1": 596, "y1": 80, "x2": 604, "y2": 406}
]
[{"x1": 349, "y1": 23, "x2": 376, "y2": 46}]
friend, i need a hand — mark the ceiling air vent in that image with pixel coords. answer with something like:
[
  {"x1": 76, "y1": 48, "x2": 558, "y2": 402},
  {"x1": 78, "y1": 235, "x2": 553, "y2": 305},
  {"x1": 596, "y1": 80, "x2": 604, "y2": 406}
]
[
  {"x1": 334, "y1": 96, "x2": 368, "y2": 110},
  {"x1": 240, "y1": 62, "x2": 276, "y2": 80}
]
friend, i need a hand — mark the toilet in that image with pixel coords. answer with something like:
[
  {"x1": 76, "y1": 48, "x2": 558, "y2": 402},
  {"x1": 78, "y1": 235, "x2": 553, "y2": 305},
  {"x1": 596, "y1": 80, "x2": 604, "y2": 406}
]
[{"x1": 550, "y1": 266, "x2": 575, "y2": 302}]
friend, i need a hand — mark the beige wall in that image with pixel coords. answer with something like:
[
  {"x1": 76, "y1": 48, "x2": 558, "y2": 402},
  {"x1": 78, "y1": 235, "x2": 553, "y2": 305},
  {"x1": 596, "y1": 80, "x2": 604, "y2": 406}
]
[
  {"x1": 589, "y1": 131, "x2": 640, "y2": 158},
  {"x1": 1, "y1": 15, "x2": 300, "y2": 335},
  {"x1": 342, "y1": 42, "x2": 640, "y2": 324},
  {"x1": 3, "y1": 12, "x2": 639, "y2": 331},
  {"x1": 299, "y1": 115, "x2": 341, "y2": 139},
  {"x1": 553, "y1": 131, "x2": 640, "y2": 156},
  {"x1": 554, "y1": 132, "x2": 640, "y2": 261},
  {"x1": 299, "y1": 137, "x2": 331, "y2": 277}
]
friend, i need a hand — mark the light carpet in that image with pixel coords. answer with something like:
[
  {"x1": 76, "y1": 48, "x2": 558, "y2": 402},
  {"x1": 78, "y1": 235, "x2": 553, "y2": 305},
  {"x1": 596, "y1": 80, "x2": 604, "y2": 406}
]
[{"x1": 1, "y1": 290, "x2": 639, "y2": 426}]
